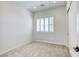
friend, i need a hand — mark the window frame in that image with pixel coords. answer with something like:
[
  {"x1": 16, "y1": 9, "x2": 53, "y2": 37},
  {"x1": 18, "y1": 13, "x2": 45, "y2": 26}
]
[{"x1": 36, "y1": 16, "x2": 54, "y2": 32}]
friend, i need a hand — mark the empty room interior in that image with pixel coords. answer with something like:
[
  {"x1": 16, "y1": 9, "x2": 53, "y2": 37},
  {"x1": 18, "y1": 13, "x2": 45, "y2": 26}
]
[{"x1": 0, "y1": 1, "x2": 79, "y2": 57}]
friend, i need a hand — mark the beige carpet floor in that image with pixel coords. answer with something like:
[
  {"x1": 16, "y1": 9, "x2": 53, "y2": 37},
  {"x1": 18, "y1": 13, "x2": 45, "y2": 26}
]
[{"x1": 0, "y1": 41, "x2": 70, "y2": 57}]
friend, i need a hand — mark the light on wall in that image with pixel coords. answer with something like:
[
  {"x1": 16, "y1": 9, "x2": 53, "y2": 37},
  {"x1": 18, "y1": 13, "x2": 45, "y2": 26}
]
[
  {"x1": 33, "y1": 6, "x2": 37, "y2": 9},
  {"x1": 53, "y1": 1, "x2": 56, "y2": 3},
  {"x1": 77, "y1": 14, "x2": 79, "y2": 32}
]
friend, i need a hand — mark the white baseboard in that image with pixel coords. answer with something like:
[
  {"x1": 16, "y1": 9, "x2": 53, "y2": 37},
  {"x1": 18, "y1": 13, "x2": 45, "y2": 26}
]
[
  {"x1": 34, "y1": 39, "x2": 54, "y2": 44},
  {"x1": 34, "y1": 39, "x2": 67, "y2": 47},
  {"x1": 0, "y1": 40, "x2": 32, "y2": 55}
]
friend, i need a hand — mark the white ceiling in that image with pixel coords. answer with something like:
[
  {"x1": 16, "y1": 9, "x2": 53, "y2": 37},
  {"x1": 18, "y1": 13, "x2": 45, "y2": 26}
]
[{"x1": 7, "y1": 1, "x2": 67, "y2": 12}]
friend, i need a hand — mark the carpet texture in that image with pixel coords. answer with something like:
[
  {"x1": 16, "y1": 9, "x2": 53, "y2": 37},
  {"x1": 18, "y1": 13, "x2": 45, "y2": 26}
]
[{"x1": 0, "y1": 41, "x2": 70, "y2": 57}]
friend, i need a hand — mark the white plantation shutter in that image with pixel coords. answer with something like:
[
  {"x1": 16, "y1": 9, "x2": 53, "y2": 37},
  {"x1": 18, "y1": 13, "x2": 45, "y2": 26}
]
[{"x1": 36, "y1": 17, "x2": 54, "y2": 32}]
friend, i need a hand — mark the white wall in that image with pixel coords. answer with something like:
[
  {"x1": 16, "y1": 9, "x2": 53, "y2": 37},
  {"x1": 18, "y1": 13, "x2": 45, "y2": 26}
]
[
  {"x1": 33, "y1": 6, "x2": 68, "y2": 46},
  {"x1": 68, "y1": 1, "x2": 79, "y2": 57},
  {"x1": 0, "y1": 2, "x2": 32, "y2": 55}
]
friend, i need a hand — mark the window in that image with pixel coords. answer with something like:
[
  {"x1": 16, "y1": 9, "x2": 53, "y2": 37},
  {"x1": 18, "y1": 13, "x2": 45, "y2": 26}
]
[
  {"x1": 45, "y1": 18, "x2": 48, "y2": 32},
  {"x1": 36, "y1": 17, "x2": 54, "y2": 32},
  {"x1": 37, "y1": 19, "x2": 40, "y2": 32},
  {"x1": 49, "y1": 17, "x2": 54, "y2": 32},
  {"x1": 40, "y1": 18, "x2": 44, "y2": 32}
]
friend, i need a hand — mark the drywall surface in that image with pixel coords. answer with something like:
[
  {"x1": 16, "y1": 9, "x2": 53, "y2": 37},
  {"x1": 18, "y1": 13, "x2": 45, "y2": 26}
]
[
  {"x1": 33, "y1": 6, "x2": 68, "y2": 46},
  {"x1": 0, "y1": 2, "x2": 32, "y2": 54}
]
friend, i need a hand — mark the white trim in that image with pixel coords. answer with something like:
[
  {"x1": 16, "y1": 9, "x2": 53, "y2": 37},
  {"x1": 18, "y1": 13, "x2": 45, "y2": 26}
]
[
  {"x1": 36, "y1": 17, "x2": 54, "y2": 32},
  {"x1": 0, "y1": 41, "x2": 32, "y2": 55},
  {"x1": 34, "y1": 39, "x2": 68, "y2": 47}
]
